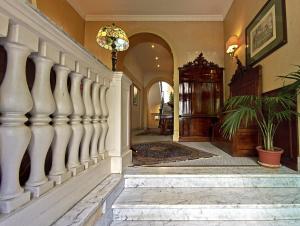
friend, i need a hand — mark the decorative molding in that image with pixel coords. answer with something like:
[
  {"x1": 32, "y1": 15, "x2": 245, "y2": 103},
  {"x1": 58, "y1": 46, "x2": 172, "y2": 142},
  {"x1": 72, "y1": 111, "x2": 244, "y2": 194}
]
[
  {"x1": 85, "y1": 14, "x2": 224, "y2": 22},
  {"x1": 179, "y1": 53, "x2": 222, "y2": 71}
]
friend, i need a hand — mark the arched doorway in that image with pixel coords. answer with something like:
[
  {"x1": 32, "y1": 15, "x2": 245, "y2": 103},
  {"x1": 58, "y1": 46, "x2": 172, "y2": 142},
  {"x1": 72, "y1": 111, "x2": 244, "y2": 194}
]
[
  {"x1": 118, "y1": 32, "x2": 174, "y2": 143},
  {"x1": 147, "y1": 81, "x2": 174, "y2": 134}
]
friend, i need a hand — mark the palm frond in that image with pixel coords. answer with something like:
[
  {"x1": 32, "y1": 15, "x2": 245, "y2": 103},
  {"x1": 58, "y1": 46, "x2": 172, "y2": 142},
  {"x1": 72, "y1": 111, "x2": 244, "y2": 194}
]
[
  {"x1": 224, "y1": 95, "x2": 256, "y2": 108},
  {"x1": 273, "y1": 110, "x2": 293, "y2": 123},
  {"x1": 279, "y1": 65, "x2": 300, "y2": 93},
  {"x1": 263, "y1": 94, "x2": 295, "y2": 110},
  {"x1": 221, "y1": 106, "x2": 257, "y2": 139}
]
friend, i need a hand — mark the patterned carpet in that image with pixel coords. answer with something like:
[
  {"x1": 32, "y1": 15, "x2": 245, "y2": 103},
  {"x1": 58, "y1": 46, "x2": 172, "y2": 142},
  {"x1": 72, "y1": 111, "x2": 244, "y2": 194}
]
[{"x1": 131, "y1": 141, "x2": 216, "y2": 166}]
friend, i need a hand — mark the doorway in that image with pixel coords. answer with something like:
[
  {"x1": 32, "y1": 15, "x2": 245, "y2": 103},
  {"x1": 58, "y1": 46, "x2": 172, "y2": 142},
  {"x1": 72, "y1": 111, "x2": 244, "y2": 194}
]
[{"x1": 147, "y1": 81, "x2": 173, "y2": 135}]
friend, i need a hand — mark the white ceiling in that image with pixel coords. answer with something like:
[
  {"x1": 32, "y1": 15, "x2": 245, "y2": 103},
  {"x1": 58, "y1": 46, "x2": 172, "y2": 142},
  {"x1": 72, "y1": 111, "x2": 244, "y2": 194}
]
[{"x1": 67, "y1": 0, "x2": 234, "y2": 21}]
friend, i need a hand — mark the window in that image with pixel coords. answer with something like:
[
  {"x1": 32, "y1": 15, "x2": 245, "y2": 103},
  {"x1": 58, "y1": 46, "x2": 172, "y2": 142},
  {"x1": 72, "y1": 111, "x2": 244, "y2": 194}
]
[{"x1": 133, "y1": 85, "x2": 139, "y2": 105}]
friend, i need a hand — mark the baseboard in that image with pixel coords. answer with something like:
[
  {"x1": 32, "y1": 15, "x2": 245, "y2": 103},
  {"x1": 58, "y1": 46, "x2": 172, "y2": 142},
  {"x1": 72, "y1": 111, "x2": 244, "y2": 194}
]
[{"x1": 111, "y1": 149, "x2": 132, "y2": 173}]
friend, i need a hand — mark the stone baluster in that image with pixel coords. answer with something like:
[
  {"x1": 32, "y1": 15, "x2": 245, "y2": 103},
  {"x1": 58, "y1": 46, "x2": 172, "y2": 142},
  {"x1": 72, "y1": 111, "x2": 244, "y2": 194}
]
[
  {"x1": 25, "y1": 40, "x2": 55, "y2": 197},
  {"x1": 91, "y1": 75, "x2": 102, "y2": 163},
  {"x1": 99, "y1": 79, "x2": 109, "y2": 159},
  {"x1": 80, "y1": 68, "x2": 94, "y2": 168},
  {"x1": 0, "y1": 23, "x2": 33, "y2": 213},
  {"x1": 48, "y1": 53, "x2": 73, "y2": 184},
  {"x1": 67, "y1": 61, "x2": 85, "y2": 175}
]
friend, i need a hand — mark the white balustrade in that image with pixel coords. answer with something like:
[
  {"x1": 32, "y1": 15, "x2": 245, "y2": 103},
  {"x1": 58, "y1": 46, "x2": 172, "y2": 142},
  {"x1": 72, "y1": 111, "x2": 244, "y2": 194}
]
[
  {"x1": 53, "y1": 53, "x2": 79, "y2": 178},
  {"x1": 0, "y1": 23, "x2": 33, "y2": 213},
  {"x1": 25, "y1": 40, "x2": 55, "y2": 197},
  {"x1": 91, "y1": 75, "x2": 102, "y2": 163},
  {"x1": 0, "y1": 0, "x2": 133, "y2": 223},
  {"x1": 67, "y1": 61, "x2": 85, "y2": 175},
  {"x1": 48, "y1": 53, "x2": 72, "y2": 184},
  {"x1": 99, "y1": 80, "x2": 110, "y2": 159},
  {"x1": 80, "y1": 68, "x2": 95, "y2": 168}
]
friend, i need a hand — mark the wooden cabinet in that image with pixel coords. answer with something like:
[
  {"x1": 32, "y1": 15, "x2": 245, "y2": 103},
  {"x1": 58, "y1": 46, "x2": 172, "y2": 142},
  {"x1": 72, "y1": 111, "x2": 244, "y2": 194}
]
[
  {"x1": 211, "y1": 60, "x2": 262, "y2": 156},
  {"x1": 179, "y1": 54, "x2": 223, "y2": 141}
]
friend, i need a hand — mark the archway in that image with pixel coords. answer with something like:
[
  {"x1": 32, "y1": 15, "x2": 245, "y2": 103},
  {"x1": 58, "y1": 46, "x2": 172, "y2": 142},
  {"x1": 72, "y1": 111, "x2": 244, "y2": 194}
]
[
  {"x1": 119, "y1": 32, "x2": 174, "y2": 141},
  {"x1": 147, "y1": 80, "x2": 174, "y2": 133}
]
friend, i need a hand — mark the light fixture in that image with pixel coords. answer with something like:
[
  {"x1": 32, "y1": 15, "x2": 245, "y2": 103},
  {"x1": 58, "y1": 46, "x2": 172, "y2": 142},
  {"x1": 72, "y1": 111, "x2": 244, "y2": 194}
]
[
  {"x1": 155, "y1": 56, "x2": 159, "y2": 60},
  {"x1": 226, "y1": 35, "x2": 240, "y2": 57},
  {"x1": 151, "y1": 44, "x2": 155, "y2": 48},
  {"x1": 157, "y1": 64, "x2": 160, "y2": 68},
  {"x1": 96, "y1": 23, "x2": 129, "y2": 71}
]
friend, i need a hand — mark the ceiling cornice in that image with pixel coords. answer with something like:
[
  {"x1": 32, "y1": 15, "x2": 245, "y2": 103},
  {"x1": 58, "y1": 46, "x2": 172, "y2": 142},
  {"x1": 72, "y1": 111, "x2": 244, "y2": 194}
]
[{"x1": 85, "y1": 14, "x2": 224, "y2": 22}]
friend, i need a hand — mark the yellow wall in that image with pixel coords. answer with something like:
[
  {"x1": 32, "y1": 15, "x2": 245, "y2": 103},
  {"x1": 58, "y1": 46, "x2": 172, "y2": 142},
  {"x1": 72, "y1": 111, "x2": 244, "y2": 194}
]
[
  {"x1": 84, "y1": 21, "x2": 225, "y2": 140},
  {"x1": 224, "y1": 0, "x2": 300, "y2": 97},
  {"x1": 36, "y1": 0, "x2": 85, "y2": 45},
  {"x1": 29, "y1": 0, "x2": 37, "y2": 7}
]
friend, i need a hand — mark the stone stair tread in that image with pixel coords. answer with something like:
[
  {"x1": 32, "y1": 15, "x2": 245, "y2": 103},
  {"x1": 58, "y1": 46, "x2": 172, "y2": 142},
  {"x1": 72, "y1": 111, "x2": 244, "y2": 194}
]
[
  {"x1": 125, "y1": 166, "x2": 299, "y2": 177},
  {"x1": 113, "y1": 167, "x2": 300, "y2": 223},
  {"x1": 113, "y1": 187, "x2": 300, "y2": 208},
  {"x1": 110, "y1": 220, "x2": 300, "y2": 226}
]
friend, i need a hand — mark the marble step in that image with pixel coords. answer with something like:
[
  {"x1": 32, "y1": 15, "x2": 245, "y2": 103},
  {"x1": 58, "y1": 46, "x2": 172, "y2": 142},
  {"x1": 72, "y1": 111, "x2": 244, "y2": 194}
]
[
  {"x1": 111, "y1": 220, "x2": 300, "y2": 226},
  {"x1": 112, "y1": 187, "x2": 300, "y2": 221},
  {"x1": 125, "y1": 166, "x2": 300, "y2": 188}
]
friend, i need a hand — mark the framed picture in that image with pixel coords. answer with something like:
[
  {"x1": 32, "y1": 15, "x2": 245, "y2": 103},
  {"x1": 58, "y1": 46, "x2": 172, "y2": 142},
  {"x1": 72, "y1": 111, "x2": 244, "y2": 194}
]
[
  {"x1": 133, "y1": 85, "x2": 139, "y2": 105},
  {"x1": 246, "y1": 0, "x2": 287, "y2": 66}
]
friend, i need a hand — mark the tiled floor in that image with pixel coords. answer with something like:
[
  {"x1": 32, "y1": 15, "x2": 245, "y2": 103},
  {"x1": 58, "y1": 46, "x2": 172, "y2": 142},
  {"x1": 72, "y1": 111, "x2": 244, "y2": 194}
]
[
  {"x1": 131, "y1": 130, "x2": 172, "y2": 144},
  {"x1": 131, "y1": 130, "x2": 258, "y2": 167}
]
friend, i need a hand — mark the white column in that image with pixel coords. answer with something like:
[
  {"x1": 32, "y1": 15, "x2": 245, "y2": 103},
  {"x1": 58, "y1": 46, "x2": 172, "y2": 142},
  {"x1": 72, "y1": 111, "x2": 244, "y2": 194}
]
[
  {"x1": 67, "y1": 61, "x2": 85, "y2": 175},
  {"x1": 91, "y1": 74, "x2": 102, "y2": 163},
  {"x1": 0, "y1": 23, "x2": 32, "y2": 213},
  {"x1": 48, "y1": 53, "x2": 73, "y2": 184},
  {"x1": 99, "y1": 79, "x2": 109, "y2": 159},
  {"x1": 106, "y1": 72, "x2": 132, "y2": 173},
  {"x1": 25, "y1": 40, "x2": 55, "y2": 197},
  {"x1": 80, "y1": 68, "x2": 94, "y2": 168}
]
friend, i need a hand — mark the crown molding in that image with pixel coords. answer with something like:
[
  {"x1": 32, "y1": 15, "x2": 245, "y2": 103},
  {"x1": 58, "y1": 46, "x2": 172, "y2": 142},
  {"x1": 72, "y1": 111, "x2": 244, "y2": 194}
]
[{"x1": 85, "y1": 14, "x2": 224, "y2": 22}]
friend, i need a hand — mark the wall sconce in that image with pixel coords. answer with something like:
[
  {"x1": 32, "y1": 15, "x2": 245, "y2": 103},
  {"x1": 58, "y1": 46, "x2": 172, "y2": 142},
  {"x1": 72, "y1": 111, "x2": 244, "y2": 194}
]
[{"x1": 226, "y1": 35, "x2": 240, "y2": 57}]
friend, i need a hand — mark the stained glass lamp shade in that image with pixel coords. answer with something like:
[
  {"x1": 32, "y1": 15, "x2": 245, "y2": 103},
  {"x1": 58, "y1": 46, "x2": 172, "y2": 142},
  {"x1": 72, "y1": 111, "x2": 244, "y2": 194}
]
[{"x1": 96, "y1": 24, "x2": 129, "y2": 71}]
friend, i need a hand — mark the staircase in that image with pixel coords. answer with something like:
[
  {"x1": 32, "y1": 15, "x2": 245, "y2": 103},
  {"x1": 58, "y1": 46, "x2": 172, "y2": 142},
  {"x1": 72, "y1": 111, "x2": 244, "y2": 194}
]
[{"x1": 110, "y1": 167, "x2": 300, "y2": 226}]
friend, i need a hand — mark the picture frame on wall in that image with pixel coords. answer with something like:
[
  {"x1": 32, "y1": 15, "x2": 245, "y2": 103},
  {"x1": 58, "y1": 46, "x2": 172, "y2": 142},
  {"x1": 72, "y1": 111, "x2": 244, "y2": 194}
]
[{"x1": 246, "y1": 0, "x2": 287, "y2": 66}]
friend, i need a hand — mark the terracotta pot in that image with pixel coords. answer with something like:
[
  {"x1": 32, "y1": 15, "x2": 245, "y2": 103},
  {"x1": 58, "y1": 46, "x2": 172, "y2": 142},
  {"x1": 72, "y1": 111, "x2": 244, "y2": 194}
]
[{"x1": 256, "y1": 146, "x2": 284, "y2": 168}]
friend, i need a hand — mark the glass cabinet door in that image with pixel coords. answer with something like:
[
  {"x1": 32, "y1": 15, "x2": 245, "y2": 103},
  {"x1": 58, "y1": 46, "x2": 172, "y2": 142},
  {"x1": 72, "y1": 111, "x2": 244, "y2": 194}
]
[
  {"x1": 191, "y1": 82, "x2": 221, "y2": 115},
  {"x1": 179, "y1": 81, "x2": 192, "y2": 115}
]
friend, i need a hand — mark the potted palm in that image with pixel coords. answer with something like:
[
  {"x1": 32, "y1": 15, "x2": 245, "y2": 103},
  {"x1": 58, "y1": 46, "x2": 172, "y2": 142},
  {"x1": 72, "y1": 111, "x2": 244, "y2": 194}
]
[{"x1": 221, "y1": 93, "x2": 296, "y2": 168}]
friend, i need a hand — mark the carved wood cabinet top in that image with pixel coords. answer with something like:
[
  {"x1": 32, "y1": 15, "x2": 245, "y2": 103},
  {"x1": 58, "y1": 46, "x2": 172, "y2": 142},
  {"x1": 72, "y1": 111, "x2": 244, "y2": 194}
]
[{"x1": 178, "y1": 53, "x2": 223, "y2": 72}]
